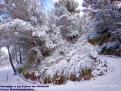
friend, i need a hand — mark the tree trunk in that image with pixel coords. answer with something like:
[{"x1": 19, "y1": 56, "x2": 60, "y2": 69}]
[
  {"x1": 7, "y1": 46, "x2": 17, "y2": 74},
  {"x1": 19, "y1": 45, "x2": 22, "y2": 64},
  {"x1": 15, "y1": 45, "x2": 19, "y2": 64}
]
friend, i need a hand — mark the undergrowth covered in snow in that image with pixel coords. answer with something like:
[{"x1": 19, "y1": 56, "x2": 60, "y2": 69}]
[{"x1": 24, "y1": 37, "x2": 111, "y2": 85}]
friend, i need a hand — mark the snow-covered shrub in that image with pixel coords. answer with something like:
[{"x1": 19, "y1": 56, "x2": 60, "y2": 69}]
[
  {"x1": 33, "y1": 39, "x2": 108, "y2": 84},
  {"x1": 0, "y1": 48, "x2": 9, "y2": 64}
]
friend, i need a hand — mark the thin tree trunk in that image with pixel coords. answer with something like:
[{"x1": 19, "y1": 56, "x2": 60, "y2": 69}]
[
  {"x1": 19, "y1": 45, "x2": 22, "y2": 64},
  {"x1": 15, "y1": 52, "x2": 19, "y2": 64},
  {"x1": 15, "y1": 45, "x2": 19, "y2": 64},
  {"x1": 7, "y1": 46, "x2": 17, "y2": 74}
]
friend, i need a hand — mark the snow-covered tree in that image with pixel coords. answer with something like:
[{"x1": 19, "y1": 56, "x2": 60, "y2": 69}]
[
  {"x1": 57, "y1": 0, "x2": 80, "y2": 13},
  {"x1": 53, "y1": 0, "x2": 81, "y2": 43},
  {"x1": 83, "y1": 0, "x2": 121, "y2": 56}
]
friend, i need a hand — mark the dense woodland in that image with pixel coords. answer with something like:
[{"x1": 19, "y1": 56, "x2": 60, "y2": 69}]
[{"x1": 0, "y1": 0, "x2": 121, "y2": 85}]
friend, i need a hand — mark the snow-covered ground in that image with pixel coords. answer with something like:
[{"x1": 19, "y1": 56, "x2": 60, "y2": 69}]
[{"x1": 0, "y1": 55, "x2": 121, "y2": 91}]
